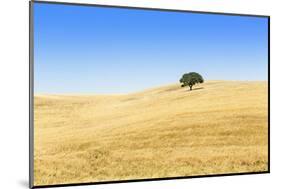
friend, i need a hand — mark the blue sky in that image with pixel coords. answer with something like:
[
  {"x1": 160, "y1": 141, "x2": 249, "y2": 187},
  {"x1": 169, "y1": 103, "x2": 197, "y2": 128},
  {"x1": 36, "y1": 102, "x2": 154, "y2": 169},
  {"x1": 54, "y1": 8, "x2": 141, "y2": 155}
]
[{"x1": 34, "y1": 3, "x2": 268, "y2": 94}]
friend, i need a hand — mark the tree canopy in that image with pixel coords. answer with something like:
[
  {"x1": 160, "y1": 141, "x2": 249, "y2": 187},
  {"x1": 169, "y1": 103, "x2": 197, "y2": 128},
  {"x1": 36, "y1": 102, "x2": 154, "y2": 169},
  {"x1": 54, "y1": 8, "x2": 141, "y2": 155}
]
[{"x1": 179, "y1": 72, "x2": 204, "y2": 90}]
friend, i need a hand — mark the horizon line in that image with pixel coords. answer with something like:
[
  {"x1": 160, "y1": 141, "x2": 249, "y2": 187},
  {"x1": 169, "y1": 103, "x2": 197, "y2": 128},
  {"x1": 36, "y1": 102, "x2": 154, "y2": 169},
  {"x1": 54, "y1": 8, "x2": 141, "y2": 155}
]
[{"x1": 34, "y1": 80, "x2": 268, "y2": 96}]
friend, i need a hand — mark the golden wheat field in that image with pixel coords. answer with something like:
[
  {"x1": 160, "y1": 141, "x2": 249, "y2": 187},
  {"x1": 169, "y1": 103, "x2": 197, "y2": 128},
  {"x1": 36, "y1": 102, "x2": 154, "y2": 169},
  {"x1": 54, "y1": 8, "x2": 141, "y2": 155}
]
[{"x1": 34, "y1": 80, "x2": 268, "y2": 186}]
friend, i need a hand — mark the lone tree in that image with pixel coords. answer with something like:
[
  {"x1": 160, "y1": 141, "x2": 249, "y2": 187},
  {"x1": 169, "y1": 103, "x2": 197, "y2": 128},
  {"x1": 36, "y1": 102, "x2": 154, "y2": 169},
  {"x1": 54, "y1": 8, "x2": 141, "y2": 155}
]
[{"x1": 180, "y1": 72, "x2": 204, "y2": 91}]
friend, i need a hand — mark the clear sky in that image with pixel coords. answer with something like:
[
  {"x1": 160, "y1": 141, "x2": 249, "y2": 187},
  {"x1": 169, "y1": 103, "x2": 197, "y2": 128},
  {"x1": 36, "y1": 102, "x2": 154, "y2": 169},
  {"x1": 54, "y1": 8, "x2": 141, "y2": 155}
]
[{"x1": 34, "y1": 2, "x2": 268, "y2": 94}]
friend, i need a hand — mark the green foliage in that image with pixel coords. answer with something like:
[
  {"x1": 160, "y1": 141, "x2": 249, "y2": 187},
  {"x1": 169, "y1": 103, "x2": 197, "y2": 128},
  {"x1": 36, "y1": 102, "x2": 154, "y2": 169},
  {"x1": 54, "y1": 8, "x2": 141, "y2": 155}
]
[{"x1": 179, "y1": 72, "x2": 204, "y2": 90}]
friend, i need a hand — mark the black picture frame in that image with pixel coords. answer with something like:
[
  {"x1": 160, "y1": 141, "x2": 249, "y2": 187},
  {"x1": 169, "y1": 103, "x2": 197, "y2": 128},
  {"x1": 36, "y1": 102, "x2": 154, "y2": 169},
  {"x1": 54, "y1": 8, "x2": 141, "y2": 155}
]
[{"x1": 29, "y1": 1, "x2": 270, "y2": 188}]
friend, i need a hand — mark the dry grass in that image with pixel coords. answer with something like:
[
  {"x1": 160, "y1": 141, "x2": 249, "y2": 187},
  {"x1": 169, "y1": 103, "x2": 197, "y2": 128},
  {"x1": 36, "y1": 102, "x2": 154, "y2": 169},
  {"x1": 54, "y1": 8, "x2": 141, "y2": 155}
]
[{"x1": 34, "y1": 81, "x2": 268, "y2": 186}]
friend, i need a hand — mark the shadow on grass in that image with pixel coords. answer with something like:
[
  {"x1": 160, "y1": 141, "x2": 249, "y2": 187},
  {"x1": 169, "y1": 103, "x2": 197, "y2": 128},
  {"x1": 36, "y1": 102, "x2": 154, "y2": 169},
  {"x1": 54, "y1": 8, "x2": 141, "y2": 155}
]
[{"x1": 182, "y1": 87, "x2": 204, "y2": 92}]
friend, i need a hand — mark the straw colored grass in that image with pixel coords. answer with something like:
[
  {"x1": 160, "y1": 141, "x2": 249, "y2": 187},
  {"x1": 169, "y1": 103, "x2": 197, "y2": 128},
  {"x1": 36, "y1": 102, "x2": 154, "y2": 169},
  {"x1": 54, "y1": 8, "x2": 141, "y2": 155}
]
[{"x1": 34, "y1": 80, "x2": 268, "y2": 186}]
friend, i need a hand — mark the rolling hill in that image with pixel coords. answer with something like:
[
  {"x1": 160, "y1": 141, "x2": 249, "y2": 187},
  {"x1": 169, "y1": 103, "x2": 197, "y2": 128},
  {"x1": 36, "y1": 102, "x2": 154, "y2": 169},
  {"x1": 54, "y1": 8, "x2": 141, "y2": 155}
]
[{"x1": 34, "y1": 80, "x2": 268, "y2": 185}]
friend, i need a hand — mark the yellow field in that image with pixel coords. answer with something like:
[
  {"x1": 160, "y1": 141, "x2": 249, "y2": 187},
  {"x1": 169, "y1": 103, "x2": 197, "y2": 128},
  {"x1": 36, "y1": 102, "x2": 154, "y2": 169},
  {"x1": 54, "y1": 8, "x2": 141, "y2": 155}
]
[{"x1": 34, "y1": 81, "x2": 268, "y2": 186}]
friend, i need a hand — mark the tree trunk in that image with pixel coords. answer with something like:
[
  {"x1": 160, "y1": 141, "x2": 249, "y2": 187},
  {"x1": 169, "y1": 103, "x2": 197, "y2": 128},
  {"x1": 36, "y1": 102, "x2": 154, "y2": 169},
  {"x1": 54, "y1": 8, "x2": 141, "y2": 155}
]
[{"x1": 189, "y1": 85, "x2": 192, "y2": 91}]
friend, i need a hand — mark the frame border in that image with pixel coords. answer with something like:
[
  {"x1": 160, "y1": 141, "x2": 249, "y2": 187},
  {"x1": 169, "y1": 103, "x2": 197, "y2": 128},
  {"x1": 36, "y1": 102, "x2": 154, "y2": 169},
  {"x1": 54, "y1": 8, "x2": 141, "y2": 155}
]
[
  {"x1": 29, "y1": 1, "x2": 270, "y2": 188},
  {"x1": 29, "y1": 1, "x2": 34, "y2": 188}
]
